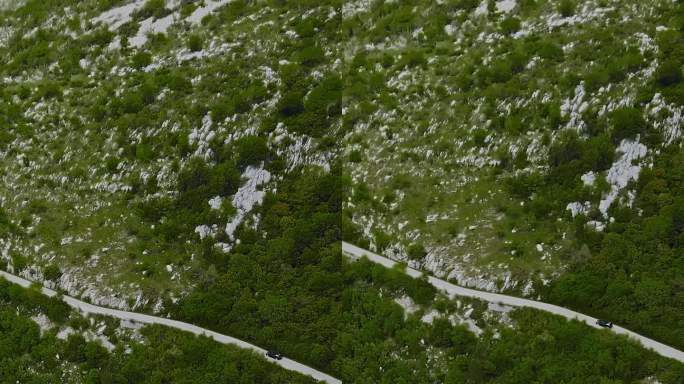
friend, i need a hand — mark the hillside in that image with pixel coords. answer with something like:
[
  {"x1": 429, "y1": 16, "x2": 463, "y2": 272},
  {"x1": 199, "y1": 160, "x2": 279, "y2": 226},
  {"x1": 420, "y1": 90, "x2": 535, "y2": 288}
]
[
  {"x1": 0, "y1": 0, "x2": 682, "y2": 382},
  {"x1": 0, "y1": 0, "x2": 338, "y2": 310},
  {"x1": 342, "y1": 0, "x2": 684, "y2": 350}
]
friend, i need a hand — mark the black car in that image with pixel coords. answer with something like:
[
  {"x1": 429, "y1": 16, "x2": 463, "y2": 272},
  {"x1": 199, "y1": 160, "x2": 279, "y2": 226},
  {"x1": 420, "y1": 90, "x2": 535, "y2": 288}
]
[
  {"x1": 596, "y1": 319, "x2": 613, "y2": 328},
  {"x1": 266, "y1": 351, "x2": 283, "y2": 360}
]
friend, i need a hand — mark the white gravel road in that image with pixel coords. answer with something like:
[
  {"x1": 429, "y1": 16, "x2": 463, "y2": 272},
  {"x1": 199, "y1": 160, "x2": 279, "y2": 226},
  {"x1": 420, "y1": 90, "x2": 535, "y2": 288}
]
[
  {"x1": 342, "y1": 241, "x2": 684, "y2": 363},
  {"x1": 0, "y1": 270, "x2": 341, "y2": 384}
]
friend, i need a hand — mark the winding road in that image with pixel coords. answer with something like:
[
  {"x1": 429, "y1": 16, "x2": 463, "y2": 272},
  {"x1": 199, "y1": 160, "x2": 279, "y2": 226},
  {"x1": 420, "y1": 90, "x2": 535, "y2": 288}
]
[
  {"x1": 3, "y1": 241, "x2": 681, "y2": 382},
  {"x1": 342, "y1": 241, "x2": 684, "y2": 363},
  {"x1": 0, "y1": 270, "x2": 341, "y2": 384}
]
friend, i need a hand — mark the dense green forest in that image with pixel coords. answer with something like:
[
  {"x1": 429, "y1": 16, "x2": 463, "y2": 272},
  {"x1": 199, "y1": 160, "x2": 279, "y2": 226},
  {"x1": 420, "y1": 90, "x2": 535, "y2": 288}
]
[
  {"x1": 172, "y1": 164, "x2": 684, "y2": 383},
  {"x1": 0, "y1": 278, "x2": 71, "y2": 323},
  {"x1": 2, "y1": 237, "x2": 683, "y2": 384},
  {"x1": 0, "y1": 277, "x2": 316, "y2": 383},
  {"x1": 544, "y1": 145, "x2": 684, "y2": 350}
]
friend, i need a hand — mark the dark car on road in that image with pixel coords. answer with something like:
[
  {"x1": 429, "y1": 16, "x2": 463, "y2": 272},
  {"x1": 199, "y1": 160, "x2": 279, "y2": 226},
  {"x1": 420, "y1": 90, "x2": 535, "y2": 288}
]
[
  {"x1": 597, "y1": 319, "x2": 613, "y2": 328},
  {"x1": 266, "y1": 351, "x2": 283, "y2": 360}
]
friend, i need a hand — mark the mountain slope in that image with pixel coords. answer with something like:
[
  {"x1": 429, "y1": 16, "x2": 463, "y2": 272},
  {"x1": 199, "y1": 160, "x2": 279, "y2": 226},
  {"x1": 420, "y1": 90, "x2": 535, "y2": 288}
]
[{"x1": 341, "y1": 0, "x2": 684, "y2": 349}]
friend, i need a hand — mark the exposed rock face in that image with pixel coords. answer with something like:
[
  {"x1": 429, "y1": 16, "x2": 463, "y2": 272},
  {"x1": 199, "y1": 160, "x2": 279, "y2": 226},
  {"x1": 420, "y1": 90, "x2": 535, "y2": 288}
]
[
  {"x1": 225, "y1": 166, "x2": 271, "y2": 240},
  {"x1": 17, "y1": 265, "x2": 147, "y2": 312},
  {"x1": 599, "y1": 139, "x2": 648, "y2": 216}
]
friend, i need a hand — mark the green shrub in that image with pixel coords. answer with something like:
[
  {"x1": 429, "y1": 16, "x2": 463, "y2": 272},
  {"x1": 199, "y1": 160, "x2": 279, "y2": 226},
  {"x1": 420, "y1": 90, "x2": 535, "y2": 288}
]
[
  {"x1": 178, "y1": 158, "x2": 210, "y2": 193},
  {"x1": 655, "y1": 30, "x2": 683, "y2": 59},
  {"x1": 180, "y1": 2, "x2": 197, "y2": 17},
  {"x1": 210, "y1": 96, "x2": 235, "y2": 122},
  {"x1": 582, "y1": 134, "x2": 615, "y2": 171},
  {"x1": 235, "y1": 136, "x2": 270, "y2": 168},
  {"x1": 349, "y1": 150, "x2": 363, "y2": 163},
  {"x1": 354, "y1": 182, "x2": 371, "y2": 202},
  {"x1": 11, "y1": 254, "x2": 28, "y2": 273},
  {"x1": 297, "y1": 45, "x2": 325, "y2": 67},
  {"x1": 504, "y1": 114, "x2": 524, "y2": 135},
  {"x1": 43, "y1": 265, "x2": 61, "y2": 281},
  {"x1": 397, "y1": 48, "x2": 426, "y2": 68},
  {"x1": 138, "y1": 79, "x2": 159, "y2": 105},
  {"x1": 407, "y1": 243, "x2": 427, "y2": 260},
  {"x1": 86, "y1": 27, "x2": 115, "y2": 47},
  {"x1": 0, "y1": 207, "x2": 16, "y2": 236},
  {"x1": 120, "y1": 92, "x2": 144, "y2": 114},
  {"x1": 500, "y1": 17, "x2": 521, "y2": 35},
  {"x1": 278, "y1": 91, "x2": 305, "y2": 117},
  {"x1": 294, "y1": 17, "x2": 319, "y2": 39},
  {"x1": 616, "y1": 49, "x2": 644, "y2": 74},
  {"x1": 164, "y1": 72, "x2": 192, "y2": 93},
  {"x1": 610, "y1": 107, "x2": 646, "y2": 142},
  {"x1": 119, "y1": 20, "x2": 140, "y2": 38},
  {"x1": 656, "y1": 60, "x2": 682, "y2": 87},
  {"x1": 544, "y1": 102, "x2": 563, "y2": 129},
  {"x1": 148, "y1": 32, "x2": 169, "y2": 47},
  {"x1": 547, "y1": 131, "x2": 615, "y2": 177},
  {"x1": 381, "y1": 53, "x2": 394, "y2": 68},
  {"x1": 558, "y1": 0, "x2": 576, "y2": 17},
  {"x1": 499, "y1": 46, "x2": 528, "y2": 75},
  {"x1": 506, "y1": 171, "x2": 542, "y2": 198},
  {"x1": 488, "y1": 60, "x2": 513, "y2": 83},
  {"x1": 135, "y1": 142, "x2": 154, "y2": 162},
  {"x1": 136, "y1": 0, "x2": 169, "y2": 19},
  {"x1": 584, "y1": 66, "x2": 609, "y2": 92},
  {"x1": 451, "y1": 0, "x2": 479, "y2": 11},
  {"x1": 187, "y1": 34, "x2": 203, "y2": 52},
  {"x1": 235, "y1": 84, "x2": 268, "y2": 113},
  {"x1": 105, "y1": 156, "x2": 120, "y2": 173},
  {"x1": 64, "y1": 334, "x2": 87, "y2": 363},
  {"x1": 84, "y1": 341, "x2": 109, "y2": 369},
  {"x1": 304, "y1": 75, "x2": 342, "y2": 118},
  {"x1": 10, "y1": 39, "x2": 52, "y2": 71},
  {"x1": 537, "y1": 41, "x2": 564, "y2": 61},
  {"x1": 131, "y1": 51, "x2": 152, "y2": 69},
  {"x1": 472, "y1": 129, "x2": 488, "y2": 147}
]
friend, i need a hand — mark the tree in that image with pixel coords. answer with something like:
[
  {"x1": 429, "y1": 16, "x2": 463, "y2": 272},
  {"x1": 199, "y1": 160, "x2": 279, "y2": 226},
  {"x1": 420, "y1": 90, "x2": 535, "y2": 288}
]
[
  {"x1": 558, "y1": 0, "x2": 576, "y2": 17},
  {"x1": 610, "y1": 107, "x2": 646, "y2": 143},
  {"x1": 131, "y1": 51, "x2": 152, "y2": 69},
  {"x1": 187, "y1": 34, "x2": 203, "y2": 52},
  {"x1": 43, "y1": 264, "x2": 61, "y2": 281},
  {"x1": 210, "y1": 96, "x2": 235, "y2": 122},
  {"x1": 581, "y1": 134, "x2": 615, "y2": 171},
  {"x1": 297, "y1": 46, "x2": 325, "y2": 67},
  {"x1": 0, "y1": 207, "x2": 16, "y2": 236},
  {"x1": 136, "y1": 0, "x2": 168, "y2": 19},
  {"x1": 407, "y1": 243, "x2": 427, "y2": 261},
  {"x1": 235, "y1": 136, "x2": 270, "y2": 168},
  {"x1": 488, "y1": 59, "x2": 513, "y2": 83},
  {"x1": 656, "y1": 60, "x2": 682, "y2": 87},
  {"x1": 537, "y1": 41, "x2": 564, "y2": 61},
  {"x1": 208, "y1": 161, "x2": 240, "y2": 197},
  {"x1": 120, "y1": 92, "x2": 144, "y2": 113},
  {"x1": 500, "y1": 17, "x2": 521, "y2": 35},
  {"x1": 397, "y1": 49, "x2": 427, "y2": 68},
  {"x1": 11, "y1": 254, "x2": 28, "y2": 272},
  {"x1": 304, "y1": 75, "x2": 342, "y2": 119},
  {"x1": 504, "y1": 114, "x2": 523, "y2": 135},
  {"x1": 64, "y1": 334, "x2": 87, "y2": 363},
  {"x1": 277, "y1": 91, "x2": 305, "y2": 117},
  {"x1": 84, "y1": 341, "x2": 109, "y2": 368}
]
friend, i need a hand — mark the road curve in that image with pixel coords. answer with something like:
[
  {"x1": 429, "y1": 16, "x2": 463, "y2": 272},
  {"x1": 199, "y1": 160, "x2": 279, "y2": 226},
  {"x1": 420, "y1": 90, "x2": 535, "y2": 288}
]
[
  {"x1": 0, "y1": 270, "x2": 341, "y2": 384},
  {"x1": 342, "y1": 241, "x2": 684, "y2": 363}
]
